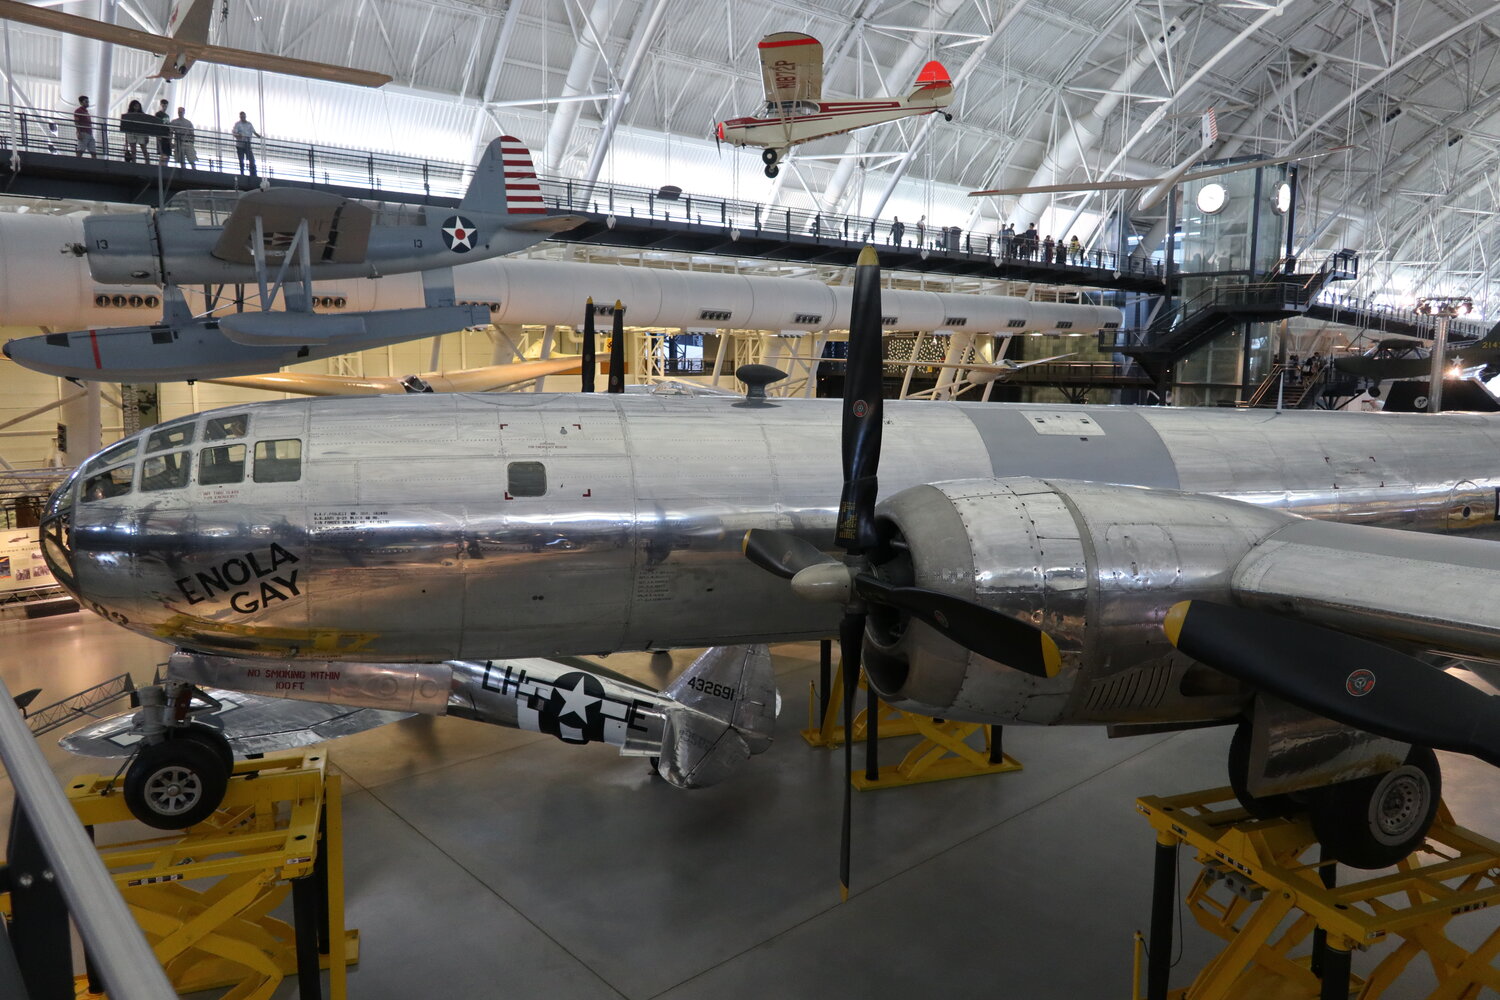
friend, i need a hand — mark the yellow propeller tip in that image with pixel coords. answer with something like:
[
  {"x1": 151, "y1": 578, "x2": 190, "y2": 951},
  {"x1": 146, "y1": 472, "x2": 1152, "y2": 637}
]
[
  {"x1": 857, "y1": 245, "x2": 879, "y2": 268},
  {"x1": 614, "y1": 299, "x2": 623, "y2": 309},
  {"x1": 839, "y1": 885, "x2": 849, "y2": 903},
  {"x1": 586, "y1": 296, "x2": 593, "y2": 304},
  {"x1": 740, "y1": 530, "x2": 752, "y2": 555},
  {"x1": 1040, "y1": 633, "x2": 1063, "y2": 679},
  {"x1": 1163, "y1": 601, "x2": 1191, "y2": 646}
]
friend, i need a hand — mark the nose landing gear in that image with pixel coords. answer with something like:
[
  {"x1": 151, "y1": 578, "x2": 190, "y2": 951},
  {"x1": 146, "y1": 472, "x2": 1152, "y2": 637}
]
[{"x1": 119, "y1": 682, "x2": 234, "y2": 830}]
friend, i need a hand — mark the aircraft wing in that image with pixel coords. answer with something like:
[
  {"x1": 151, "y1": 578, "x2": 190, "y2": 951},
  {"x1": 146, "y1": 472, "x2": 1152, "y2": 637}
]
[
  {"x1": 211, "y1": 189, "x2": 375, "y2": 264},
  {"x1": 60, "y1": 687, "x2": 412, "y2": 759},
  {"x1": 884, "y1": 352, "x2": 1076, "y2": 373},
  {"x1": 0, "y1": 0, "x2": 391, "y2": 87},
  {"x1": 758, "y1": 32, "x2": 823, "y2": 103},
  {"x1": 157, "y1": 0, "x2": 214, "y2": 79},
  {"x1": 202, "y1": 358, "x2": 583, "y2": 396},
  {"x1": 1332, "y1": 356, "x2": 1433, "y2": 380}
]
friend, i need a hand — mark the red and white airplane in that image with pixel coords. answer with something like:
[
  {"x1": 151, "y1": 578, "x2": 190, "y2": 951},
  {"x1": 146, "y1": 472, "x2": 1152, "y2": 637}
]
[{"x1": 715, "y1": 32, "x2": 954, "y2": 178}]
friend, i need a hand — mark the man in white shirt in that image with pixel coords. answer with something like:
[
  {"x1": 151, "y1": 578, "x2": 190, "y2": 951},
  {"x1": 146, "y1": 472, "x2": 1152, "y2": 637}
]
[
  {"x1": 170, "y1": 108, "x2": 197, "y2": 167},
  {"x1": 231, "y1": 111, "x2": 259, "y2": 177}
]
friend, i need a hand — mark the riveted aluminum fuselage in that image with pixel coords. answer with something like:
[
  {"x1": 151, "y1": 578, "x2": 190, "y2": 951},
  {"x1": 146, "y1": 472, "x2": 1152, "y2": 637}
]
[{"x1": 46, "y1": 394, "x2": 1500, "y2": 725}]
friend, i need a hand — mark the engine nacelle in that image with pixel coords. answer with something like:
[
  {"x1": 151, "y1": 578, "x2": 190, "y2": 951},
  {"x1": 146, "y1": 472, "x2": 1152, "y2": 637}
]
[{"x1": 864, "y1": 478, "x2": 1293, "y2": 726}]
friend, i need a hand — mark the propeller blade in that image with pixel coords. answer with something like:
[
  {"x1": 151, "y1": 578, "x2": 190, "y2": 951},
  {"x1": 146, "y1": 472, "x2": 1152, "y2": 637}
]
[
  {"x1": 856, "y1": 577, "x2": 1061, "y2": 679},
  {"x1": 581, "y1": 298, "x2": 597, "y2": 393},
  {"x1": 743, "y1": 529, "x2": 838, "y2": 580},
  {"x1": 838, "y1": 610, "x2": 863, "y2": 902},
  {"x1": 607, "y1": 301, "x2": 626, "y2": 394},
  {"x1": 837, "y1": 246, "x2": 884, "y2": 556},
  {"x1": 1165, "y1": 601, "x2": 1500, "y2": 768}
]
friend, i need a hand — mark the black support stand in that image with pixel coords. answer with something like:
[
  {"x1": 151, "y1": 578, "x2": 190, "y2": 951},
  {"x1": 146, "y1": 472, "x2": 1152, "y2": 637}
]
[
  {"x1": 5, "y1": 806, "x2": 72, "y2": 1000},
  {"x1": 1147, "y1": 836, "x2": 1176, "y2": 1000},
  {"x1": 1319, "y1": 943, "x2": 1352, "y2": 999},
  {"x1": 291, "y1": 874, "x2": 324, "y2": 1000},
  {"x1": 818, "y1": 640, "x2": 832, "y2": 723}
]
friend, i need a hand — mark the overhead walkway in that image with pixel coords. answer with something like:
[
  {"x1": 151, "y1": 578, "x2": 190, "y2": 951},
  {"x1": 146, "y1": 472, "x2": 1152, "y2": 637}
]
[{"x1": 0, "y1": 105, "x2": 1163, "y2": 290}]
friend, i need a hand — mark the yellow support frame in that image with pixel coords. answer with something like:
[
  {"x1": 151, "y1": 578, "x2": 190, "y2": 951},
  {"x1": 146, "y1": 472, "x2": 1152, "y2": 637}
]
[
  {"x1": 802, "y1": 659, "x2": 1023, "y2": 788},
  {"x1": 1133, "y1": 785, "x2": 1500, "y2": 999},
  {"x1": 2, "y1": 749, "x2": 355, "y2": 1000}
]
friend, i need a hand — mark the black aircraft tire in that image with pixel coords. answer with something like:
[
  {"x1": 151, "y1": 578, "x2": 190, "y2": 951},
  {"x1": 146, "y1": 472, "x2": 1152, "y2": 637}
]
[
  {"x1": 171, "y1": 722, "x2": 235, "y2": 774},
  {"x1": 761, "y1": 148, "x2": 778, "y2": 165},
  {"x1": 124, "y1": 738, "x2": 230, "y2": 830},
  {"x1": 1227, "y1": 721, "x2": 1297, "y2": 820},
  {"x1": 1308, "y1": 746, "x2": 1441, "y2": 870},
  {"x1": 764, "y1": 164, "x2": 780, "y2": 178}
]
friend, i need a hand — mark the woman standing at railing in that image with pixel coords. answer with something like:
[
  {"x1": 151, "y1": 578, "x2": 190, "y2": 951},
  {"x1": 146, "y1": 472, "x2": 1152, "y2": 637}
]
[{"x1": 119, "y1": 100, "x2": 154, "y2": 164}]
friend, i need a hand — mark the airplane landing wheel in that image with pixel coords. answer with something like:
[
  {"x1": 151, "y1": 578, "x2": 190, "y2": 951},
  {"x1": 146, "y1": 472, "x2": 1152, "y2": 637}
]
[
  {"x1": 123, "y1": 738, "x2": 230, "y2": 830},
  {"x1": 761, "y1": 148, "x2": 778, "y2": 165},
  {"x1": 1227, "y1": 720, "x2": 1297, "y2": 820},
  {"x1": 943, "y1": 112, "x2": 953, "y2": 122},
  {"x1": 1307, "y1": 746, "x2": 1441, "y2": 870},
  {"x1": 764, "y1": 164, "x2": 780, "y2": 178},
  {"x1": 170, "y1": 722, "x2": 235, "y2": 774}
]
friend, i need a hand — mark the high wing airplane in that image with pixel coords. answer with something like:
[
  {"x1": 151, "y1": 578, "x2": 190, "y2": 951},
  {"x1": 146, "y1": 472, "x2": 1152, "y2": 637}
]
[
  {"x1": 0, "y1": 0, "x2": 390, "y2": 87},
  {"x1": 3, "y1": 137, "x2": 586, "y2": 381},
  {"x1": 715, "y1": 32, "x2": 954, "y2": 178},
  {"x1": 1336, "y1": 322, "x2": 1500, "y2": 381},
  {"x1": 201, "y1": 357, "x2": 584, "y2": 395},
  {"x1": 36, "y1": 248, "x2": 1500, "y2": 877}
]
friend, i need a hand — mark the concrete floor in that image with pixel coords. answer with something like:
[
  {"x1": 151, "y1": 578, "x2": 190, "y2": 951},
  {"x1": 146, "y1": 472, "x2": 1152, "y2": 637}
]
[{"x1": 4, "y1": 610, "x2": 1500, "y2": 998}]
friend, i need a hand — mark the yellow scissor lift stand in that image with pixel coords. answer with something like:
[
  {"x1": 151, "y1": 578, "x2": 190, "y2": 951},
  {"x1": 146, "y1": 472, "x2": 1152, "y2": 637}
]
[
  {"x1": 1133, "y1": 785, "x2": 1500, "y2": 1000},
  {"x1": 801, "y1": 659, "x2": 1022, "y2": 789},
  {"x1": 2, "y1": 749, "x2": 356, "y2": 999}
]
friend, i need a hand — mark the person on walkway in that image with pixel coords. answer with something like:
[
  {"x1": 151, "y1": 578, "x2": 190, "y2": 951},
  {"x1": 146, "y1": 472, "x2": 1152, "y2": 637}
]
[
  {"x1": 120, "y1": 99, "x2": 154, "y2": 164},
  {"x1": 1068, "y1": 235, "x2": 1083, "y2": 265},
  {"x1": 1023, "y1": 223, "x2": 1038, "y2": 260},
  {"x1": 232, "y1": 111, "x2": 260, "y2": 177},
  {"x1": 154, "y1": 99, "x2": 173, "y2": 161},
  {"x1": 890, "y1": 217, "x2": 905, "y2": 246},
  {"x1": 73, "y1": 95, "x2": 97, "y2": 157},
  {"x1": 170, "y1": 107, "x2": 197, "y2": 167},
  {"x1": 1042, "y1": 235, "x2": 1055, "y2": 264},
  {"x1": 916, "y1": 215, "x2": 926, "y2": 248}
]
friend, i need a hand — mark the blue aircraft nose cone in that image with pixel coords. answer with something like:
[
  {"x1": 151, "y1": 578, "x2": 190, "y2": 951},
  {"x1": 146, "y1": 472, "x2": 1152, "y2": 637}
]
[{"x1": 2, "y1": 340, "x2": 12, "y2": 360}]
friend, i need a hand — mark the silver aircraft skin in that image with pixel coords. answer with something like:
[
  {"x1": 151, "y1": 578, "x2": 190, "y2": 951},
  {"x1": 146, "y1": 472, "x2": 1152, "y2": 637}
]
[{"x1": 39, "y1": 392, "x2": 1500, "y2": 740}]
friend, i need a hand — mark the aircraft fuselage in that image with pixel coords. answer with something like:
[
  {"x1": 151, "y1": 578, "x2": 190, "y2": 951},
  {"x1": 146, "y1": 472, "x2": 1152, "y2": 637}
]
[{"x1": 42, "y1": 394, "x2": 1500, "y2": 728}]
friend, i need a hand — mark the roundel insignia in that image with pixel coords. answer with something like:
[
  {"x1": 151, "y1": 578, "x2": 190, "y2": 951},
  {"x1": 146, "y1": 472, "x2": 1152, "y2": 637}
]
[
  {"x1": 441, "y1": 215, "x2": 477, "y2": 253},
  {"x1": 852, "y1": 400, "x2": 869, "y2": 418},
  {"x1": 538, "y1": 671, "x2": 608, "y2": 744},
  {"x1": 1345, "y1": 668, "x2": 1376, "y2": 697}
]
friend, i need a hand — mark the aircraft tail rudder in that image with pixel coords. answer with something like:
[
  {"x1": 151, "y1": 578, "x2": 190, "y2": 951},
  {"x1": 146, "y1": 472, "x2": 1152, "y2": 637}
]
[
  {"x1": 656, "y1": 644, "x2": 779, "y2": 789},
  {"x1": 909, "y1": 60, "x2": 953, "y2": 99},
  {"x1": 460, "y1": 136, "x2": 547, "y2": 218}
]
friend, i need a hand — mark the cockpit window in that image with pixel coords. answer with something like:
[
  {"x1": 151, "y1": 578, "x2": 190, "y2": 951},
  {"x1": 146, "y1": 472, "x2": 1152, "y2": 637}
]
[
  {"x1": 199, "y1": 444, "x2": 246, "y2": 485},
  {"x1": 85, "y1": 438, "x2": 138, "y2": 474},
  {"x1": 82, "y1": 465, "x2": 133, "y2": 502},
  {"x1": 204, "y1": 414, "x2": 250, "y2": 441},
  {"x1": 141, "y1": 451, "x2": 191, "y2": 491},
  {"x1": 253, "y1": 439, "x2": 302, "y2": 483},
  {"x1": 146, "y1": 421, "x2": 195, "y2": 454}
]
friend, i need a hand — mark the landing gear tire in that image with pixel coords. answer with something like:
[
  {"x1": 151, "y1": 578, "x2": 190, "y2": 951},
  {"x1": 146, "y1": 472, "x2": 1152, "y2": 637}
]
[
  {"x1": 761, "y1": 148, "x2": 778, "y2": 165},
  {"x1": 124, "y1": 737, "x2": 230, "y2": 830},
  {"x1": 1227, "y1": 721, "x2": 1297, "y2": 820},
  {"x1": 170, "y1": 722, "x2": 234, "y2": 774},
  {"x1": 943, "y1": 112, "x2": 953, "y2": 122},
  {"x1": 764, "y1": 164, "x2": 780, "y2": 178},
  {"x1": 1308, "y1": 746, "x2": 1441, "y2": 870}
]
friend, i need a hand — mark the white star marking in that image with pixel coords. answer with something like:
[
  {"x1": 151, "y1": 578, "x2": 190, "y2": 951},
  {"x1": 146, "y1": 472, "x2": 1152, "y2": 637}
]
[
  {"x1": 554, "y1": 675, "x2": 600, "y2": 723},
  {"x1": 443, "y1": 219, "x2": 475, "y2": 251}
]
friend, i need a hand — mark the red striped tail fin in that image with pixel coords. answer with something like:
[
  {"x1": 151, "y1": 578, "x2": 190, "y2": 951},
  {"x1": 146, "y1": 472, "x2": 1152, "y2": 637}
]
[{"x1": 461, "y1": 135, "x2": 548, "y2": 216}]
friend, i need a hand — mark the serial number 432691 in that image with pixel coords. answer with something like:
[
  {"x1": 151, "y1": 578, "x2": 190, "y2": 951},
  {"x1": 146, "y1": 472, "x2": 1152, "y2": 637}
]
[{"x1": 684, "y1": 677, "x2": 735, "y2": 700}]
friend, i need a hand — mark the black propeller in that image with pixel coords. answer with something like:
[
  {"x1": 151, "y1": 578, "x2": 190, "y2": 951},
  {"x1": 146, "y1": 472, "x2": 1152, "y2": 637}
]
[
  {"x1": 607, "y1": 300, "x2": 626, "y2": 394},
  {"x1": 1165, "y1": 600, "x2": 1500, "y2": 768},
  {"x1": 581, "y1": 298, "x2": 597, "y2": 393},
  {"x1": 741, "y1": 247, "x2": 1057, "y2": 901}
]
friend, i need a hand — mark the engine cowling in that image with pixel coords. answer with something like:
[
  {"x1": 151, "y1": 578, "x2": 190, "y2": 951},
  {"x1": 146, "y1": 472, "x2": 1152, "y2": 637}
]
[{"x1": 863, "y1": 478, "x2": 1293, "y2": 726}]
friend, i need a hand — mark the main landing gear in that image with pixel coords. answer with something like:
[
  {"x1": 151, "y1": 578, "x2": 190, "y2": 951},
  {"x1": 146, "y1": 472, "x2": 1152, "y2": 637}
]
[
  {"x1": 1226, "y1": 720, "x2": 1441, "y2": 870},
  {"x1": 762, "y1": 147, "x2": 781, "y2": 178},
  {"x1": 120, "y1": 682, "x2": 234, "y2": 830}
]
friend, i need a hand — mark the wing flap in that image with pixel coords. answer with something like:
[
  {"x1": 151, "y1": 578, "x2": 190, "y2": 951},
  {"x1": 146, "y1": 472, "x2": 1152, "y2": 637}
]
[{"x1": 211, "y1": 189, "x2": 373, "y2": 264}]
